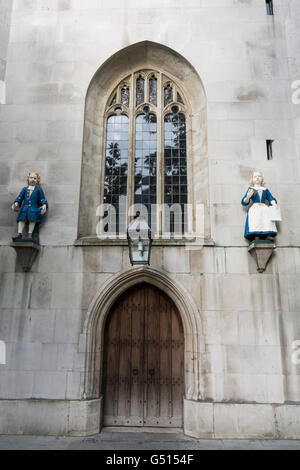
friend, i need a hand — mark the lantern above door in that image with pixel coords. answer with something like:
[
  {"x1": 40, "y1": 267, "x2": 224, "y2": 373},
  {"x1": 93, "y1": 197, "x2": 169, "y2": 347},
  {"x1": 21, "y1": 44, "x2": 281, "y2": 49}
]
[{"x1": 127, "y1": 216, "x2": 152, "y2": 265}]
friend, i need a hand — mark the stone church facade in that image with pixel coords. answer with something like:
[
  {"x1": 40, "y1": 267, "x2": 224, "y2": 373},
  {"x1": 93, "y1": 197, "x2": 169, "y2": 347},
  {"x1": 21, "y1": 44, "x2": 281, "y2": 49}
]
[{"x1": 0, "y1": 0, "x2": 300, "y2": 438}]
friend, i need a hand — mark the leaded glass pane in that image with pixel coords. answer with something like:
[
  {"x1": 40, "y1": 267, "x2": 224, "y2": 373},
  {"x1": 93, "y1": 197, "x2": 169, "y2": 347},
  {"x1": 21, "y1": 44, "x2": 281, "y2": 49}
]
[
  {"x1": 164, "y1": 112, "x2": 187, "y2": 234},
  {"x1": 134, "y1": 112, "x2": 157, "y2": 230},
  {"x1": 104, "y1": 114, "x2": 129, "y2": 234},
  {"x1": 149, "y1": 75, "x2": 157, "y2": 106},
  {"x1": 136, "y1": 76, "x2": 145, "y2": 106},
  {"x1": 164, "y1": 84, "x2": 173, "y2": 107},
  {"x1": 121, "y1": 85, "x2": 129, "y2": 106},
  {"x1": 266, "y1": 0, "x2": 273, "y2": 15}
]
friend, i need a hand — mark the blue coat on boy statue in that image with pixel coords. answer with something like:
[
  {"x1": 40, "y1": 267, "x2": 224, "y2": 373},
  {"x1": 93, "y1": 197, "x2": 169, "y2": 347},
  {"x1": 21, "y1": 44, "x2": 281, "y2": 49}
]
[
  {"x1": 15, "y1": 186, "x2": 48, "y2": 224},
  {"x1": 12, "y1": 172, "x2": 48, "y2": 242}
]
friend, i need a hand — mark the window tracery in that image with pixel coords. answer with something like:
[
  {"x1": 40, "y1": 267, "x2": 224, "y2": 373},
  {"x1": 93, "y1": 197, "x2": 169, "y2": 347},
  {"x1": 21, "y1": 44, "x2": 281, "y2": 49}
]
[
  {"x1": 121, "y1": 85, "x2": 129, "y2": 107},
  {"x1": 136, "y1": 75, "x2": 145, "y2": 106},
  {"x1": 103, "y1": 70, "x2": 188, "y2": 236}
]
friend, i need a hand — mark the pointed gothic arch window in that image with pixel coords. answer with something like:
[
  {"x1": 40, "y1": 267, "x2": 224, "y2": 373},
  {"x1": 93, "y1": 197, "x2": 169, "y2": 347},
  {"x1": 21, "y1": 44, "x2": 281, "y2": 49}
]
[{"x1": 102, "y1": 70, "x2": 188, "y2": 236}]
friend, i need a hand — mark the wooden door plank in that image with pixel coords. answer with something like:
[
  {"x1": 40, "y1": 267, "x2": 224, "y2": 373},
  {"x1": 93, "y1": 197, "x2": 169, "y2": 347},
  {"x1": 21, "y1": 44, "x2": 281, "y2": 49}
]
[
  {"x1": 129, "y1": 285, "x2": 144, "y2": 425},
  {"x1": 116, "y1": 293, "x2": 131, "y2": 420},
  {"x1": 103, "y1": 286, "x2": 145, "y2": 426},
  {"x1": 143, "y1": 285, "x2": 160, "y2": 425},
  {"x1": 159, "y1": 290, "x2": 172, "y2": 422}
]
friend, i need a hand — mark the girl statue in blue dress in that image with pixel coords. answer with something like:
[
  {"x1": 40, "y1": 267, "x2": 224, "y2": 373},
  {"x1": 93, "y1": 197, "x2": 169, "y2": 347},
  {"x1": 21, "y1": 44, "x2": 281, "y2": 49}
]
[
  {"x1": 241, "y1": 171, "x2": 278, "y2": 242},
  {"x1": 11, "y1": 172, "x2": 48, "y2": 242}
]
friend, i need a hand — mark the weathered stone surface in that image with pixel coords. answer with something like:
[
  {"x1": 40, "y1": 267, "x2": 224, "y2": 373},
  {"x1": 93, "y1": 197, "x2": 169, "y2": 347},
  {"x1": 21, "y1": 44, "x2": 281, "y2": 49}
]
[
  {"x1": 285, "y1": 375, "x2": 300, "y2": 402},
  {"x1": 32, "y1": 371, "x2": 68, "y2": 399},
  {"x1": 202, "y1": 310, "x2": 239, "y2": 345},
  {"x1": 68, "y1": 398, "x2": 102, "y2": 437},
  {"x1": 200, "y1": 273, "x2": 281, "y2": 312},
  {"x1": 163, "y1": 247, "x2": 190, "y2": 273},
  {"x1": 237, "y1": 311, "x2": 280, "y2": 346},
  {"x1": 226, "y1": 345, "x2": 282, "y2": 375},
  {"x1": 0, "y1": 0, "x2": 300, "y2": 439},
  {"x1": 214, "y1": 403, "x2": 276, "y2": 439},
  {"x1": 276, "y1": 405, "x2": 300, "y2": 439},
  {"x1": 0, "y1": 371, "x2": 34, "y2": 399},
  {"x1": 66, "y1": 371, "x2": 82, "y2": 400},
  {"x1": 184, "y1": 400, "x2": 213, "y2": 438},
  {"x1": 53, "y1": 309, "x2": 83, "y2": 343},
  {"x1": 0, "y1": 398, "x2": 101, "y2": 436},
  {"x1": 0, "y1": 400, "x2": 68, "y2": 435},
  {"x1": 183, "y1": 401, "x2": 300, "y2": 439},
  {"x1": 51, "y1": 274, "x2": 83, "y2": 309}
]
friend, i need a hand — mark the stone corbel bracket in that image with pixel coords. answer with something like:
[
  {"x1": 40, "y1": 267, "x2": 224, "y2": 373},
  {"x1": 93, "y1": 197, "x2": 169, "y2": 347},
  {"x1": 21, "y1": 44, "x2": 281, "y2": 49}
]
[
  {"x1": 248, "y1": 241, "x2": 276, "y2": 273},
  {"x1": 10, "y1": 242, "x2": 40, "y2": 272}
]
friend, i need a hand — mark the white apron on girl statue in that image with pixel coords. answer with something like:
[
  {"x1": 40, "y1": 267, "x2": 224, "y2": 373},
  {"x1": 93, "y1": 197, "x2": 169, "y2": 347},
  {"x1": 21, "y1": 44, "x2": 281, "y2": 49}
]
[{"x1": 241, "y1": 172, "x2": 278, "y2": 241}]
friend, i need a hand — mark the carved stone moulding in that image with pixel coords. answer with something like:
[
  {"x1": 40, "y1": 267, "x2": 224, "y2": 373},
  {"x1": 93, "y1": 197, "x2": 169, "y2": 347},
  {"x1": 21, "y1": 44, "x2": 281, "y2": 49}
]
[
  {"x1": 248, "y1": 241, "x2": 276, "y2": 273},
  {"x1": 10, "y1": 241, "x2": 40, "y2": 272}
]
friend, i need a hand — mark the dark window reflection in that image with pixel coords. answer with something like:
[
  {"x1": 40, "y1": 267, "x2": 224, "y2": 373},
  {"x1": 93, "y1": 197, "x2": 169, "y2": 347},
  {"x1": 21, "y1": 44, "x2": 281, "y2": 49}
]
[
  {"x1": 149, "y1": 75, "x2": 157, "y2": 106},
  {"x1": 104, "y1": 114, "x2": 128, "y2": 233},
  {"x1": 136, "y1": 76, "x2": 145, "y2": 106},
  {"x1": 164, "y1": 112, "x2": 187, "y2": 234},
  {"x1": 121, "y1": 85, "x2": 129, "y2": 107},
  {"x1": 134, "y1": 112, "x2": 157, "y2": 230},
  {"x1": 164, "y1": 84, "x2": 173, "y2": 107}
]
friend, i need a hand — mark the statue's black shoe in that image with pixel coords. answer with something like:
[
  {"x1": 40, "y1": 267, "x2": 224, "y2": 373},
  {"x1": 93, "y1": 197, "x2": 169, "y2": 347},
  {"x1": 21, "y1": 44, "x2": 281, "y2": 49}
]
[{"x1": 12, "y1": 234, "x2": 23, "y2": 242}]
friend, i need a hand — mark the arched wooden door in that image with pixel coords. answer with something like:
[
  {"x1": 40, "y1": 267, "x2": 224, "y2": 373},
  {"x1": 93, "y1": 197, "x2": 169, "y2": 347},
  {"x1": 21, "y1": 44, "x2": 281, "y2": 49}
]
[{"x1": 102, "y1": 283, "x2": 184, "y2": 427}]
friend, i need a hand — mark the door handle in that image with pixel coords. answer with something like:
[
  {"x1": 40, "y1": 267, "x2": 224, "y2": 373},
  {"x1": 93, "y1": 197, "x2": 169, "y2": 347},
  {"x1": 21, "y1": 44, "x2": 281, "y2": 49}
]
[
  {"x1": 149, "y1": 368, "x2": 155, "y2": 376},
  {"x1": 132, "y1": 368, "x2": 139, "y2": 375}
]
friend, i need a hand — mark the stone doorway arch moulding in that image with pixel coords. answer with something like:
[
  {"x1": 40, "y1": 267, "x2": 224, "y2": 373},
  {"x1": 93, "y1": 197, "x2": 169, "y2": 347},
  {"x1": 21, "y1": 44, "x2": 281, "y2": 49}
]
[
  {"x1": 78, "y1": 40, "x2": 210, "y2": 241},
  {"x1": 81, "y1": 266, "x2": 205, "y2": 404}
]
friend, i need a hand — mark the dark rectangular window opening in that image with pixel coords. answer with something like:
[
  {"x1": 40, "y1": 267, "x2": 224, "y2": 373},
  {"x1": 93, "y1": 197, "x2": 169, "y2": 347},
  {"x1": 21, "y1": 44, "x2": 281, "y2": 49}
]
[
  {"x1": 266, "y1": 140, "x2": 274, "y2": 160},
  {"x1": 266, "y1": 0, "x2": 274, "y2": 15}
]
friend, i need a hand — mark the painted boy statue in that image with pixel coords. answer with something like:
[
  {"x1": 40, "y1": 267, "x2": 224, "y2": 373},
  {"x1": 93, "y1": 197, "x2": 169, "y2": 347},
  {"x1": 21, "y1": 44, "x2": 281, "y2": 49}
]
[
  {"x1": 241, "y1": 171, "x2": 278, "y2": 242},
  {"x1": 12, "y1": 172, "x2": 48, "y2": 243}
]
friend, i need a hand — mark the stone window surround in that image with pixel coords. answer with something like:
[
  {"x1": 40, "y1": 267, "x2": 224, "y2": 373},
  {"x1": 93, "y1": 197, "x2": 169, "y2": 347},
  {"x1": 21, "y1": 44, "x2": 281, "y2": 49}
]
[{"x1": 77, "y1": 41, "x2": 211, "y2": 245}]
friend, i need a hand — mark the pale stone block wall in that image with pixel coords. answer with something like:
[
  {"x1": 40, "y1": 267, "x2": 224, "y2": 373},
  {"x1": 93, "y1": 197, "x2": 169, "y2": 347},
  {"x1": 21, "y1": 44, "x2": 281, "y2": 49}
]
[
  {"x1": 0, "y1": 0, "x2": 300, "y2": 437},
  {"x1": 184, "y1": 400, "x2": 300, "y2": 440},
  {"x1": 0, "y1": 0, "x2": 13, "y2": 85},
  {"x1": 0, "y1": 245, "x2": 299, "y2": 407},
  {"x1": 0, "y1": 0, "x2": 299, "y2": 245},
  {"x1": 0, "y1": 398, "x2": 101, "y2": 436}
]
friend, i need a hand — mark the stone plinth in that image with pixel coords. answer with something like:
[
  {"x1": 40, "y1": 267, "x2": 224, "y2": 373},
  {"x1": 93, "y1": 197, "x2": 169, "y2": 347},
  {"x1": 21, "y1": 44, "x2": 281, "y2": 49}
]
[
  {"x1": 0, "y1": 398, "x2": 102, "y2": 436},
  {"x1": 184, "y1": 400, "x2": 300, "y2": 440},
  {"x1": 248, "y1": 241, "x2": 276, "y2": 273},
  {"x1": 10, "y1": 242, "x2": 40, "y2": 272}
]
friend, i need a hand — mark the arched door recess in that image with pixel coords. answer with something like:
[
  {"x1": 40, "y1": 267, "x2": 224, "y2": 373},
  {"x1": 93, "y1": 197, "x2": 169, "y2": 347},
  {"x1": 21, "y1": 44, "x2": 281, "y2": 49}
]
[
  {"x1": 82, "y1": 266, "x2": 204, "y2": 407},
  {"x1": 102, "y1": 283, "x2": 184, "y2": 427}
]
